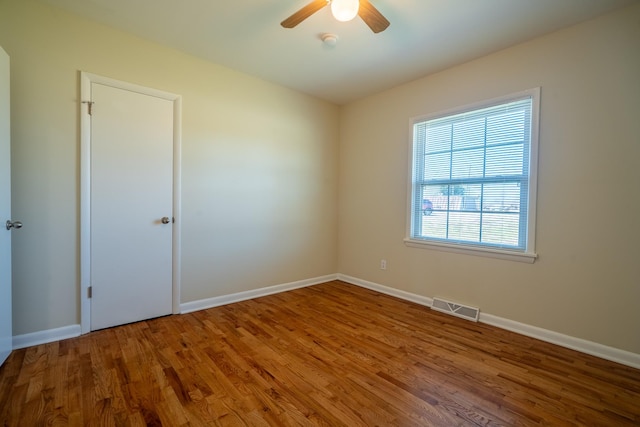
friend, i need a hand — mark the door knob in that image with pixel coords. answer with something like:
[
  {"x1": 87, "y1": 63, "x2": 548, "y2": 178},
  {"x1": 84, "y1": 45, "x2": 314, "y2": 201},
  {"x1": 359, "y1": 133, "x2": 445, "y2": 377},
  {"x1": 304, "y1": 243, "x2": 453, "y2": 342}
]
[
  {"x1": 5, "y1": 220, "x2": 23, "y2": 230},
  {"x1": 161, "y1": 217, "x2": 171, "y2": 224}
]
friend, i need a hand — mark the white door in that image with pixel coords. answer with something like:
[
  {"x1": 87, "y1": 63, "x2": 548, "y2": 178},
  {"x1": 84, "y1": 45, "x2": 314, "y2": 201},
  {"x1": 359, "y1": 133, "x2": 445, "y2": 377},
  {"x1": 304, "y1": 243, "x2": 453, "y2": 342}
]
[
  {"x1": 0, "y1": 46, "x2": 13, "y2": 366},
  {"x1": 88, "y1": 79, "x2": 176, "y2": 331}
]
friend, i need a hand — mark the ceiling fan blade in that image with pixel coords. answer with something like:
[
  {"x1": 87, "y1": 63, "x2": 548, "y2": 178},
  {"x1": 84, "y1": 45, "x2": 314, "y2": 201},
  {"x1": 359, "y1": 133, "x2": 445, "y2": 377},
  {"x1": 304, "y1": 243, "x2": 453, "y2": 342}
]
[
  {"x1": 358, "y1": 0, "x2": 390, "y2": 33},
  {"x1": 281, "y1": 0, "x2": 328, "y2": 29}
]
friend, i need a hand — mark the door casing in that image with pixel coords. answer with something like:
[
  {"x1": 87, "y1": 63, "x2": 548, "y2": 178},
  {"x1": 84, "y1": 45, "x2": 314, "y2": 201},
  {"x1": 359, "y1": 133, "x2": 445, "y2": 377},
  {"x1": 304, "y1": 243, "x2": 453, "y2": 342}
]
[{"x1": 80, "y1": 72, "x2": 182, "y2": 334}]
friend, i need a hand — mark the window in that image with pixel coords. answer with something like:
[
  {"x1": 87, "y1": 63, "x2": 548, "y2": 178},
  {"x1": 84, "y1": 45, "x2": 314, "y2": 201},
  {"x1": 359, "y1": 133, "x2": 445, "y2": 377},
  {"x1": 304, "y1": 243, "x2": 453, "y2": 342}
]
[{"x1": 406, "y1": 89, "x2": 539, "y2": 262}]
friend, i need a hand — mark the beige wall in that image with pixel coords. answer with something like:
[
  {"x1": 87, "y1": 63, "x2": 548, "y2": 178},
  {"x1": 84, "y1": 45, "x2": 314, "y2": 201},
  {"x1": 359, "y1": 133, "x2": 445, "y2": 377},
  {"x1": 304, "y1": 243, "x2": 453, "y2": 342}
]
[
  {"x1": 0, "y1": 0, "x2": 339, "y2": 335},
  {"x1": 339, "y1": 3, "x2": 640, "y2": 354}
]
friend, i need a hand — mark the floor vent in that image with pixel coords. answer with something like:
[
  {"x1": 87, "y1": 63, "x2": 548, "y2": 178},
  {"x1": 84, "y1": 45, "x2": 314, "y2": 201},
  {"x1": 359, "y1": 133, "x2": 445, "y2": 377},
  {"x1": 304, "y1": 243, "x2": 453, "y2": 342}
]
[{"x1": 431, "y1": 297, "x2": 479, "y2": 322}]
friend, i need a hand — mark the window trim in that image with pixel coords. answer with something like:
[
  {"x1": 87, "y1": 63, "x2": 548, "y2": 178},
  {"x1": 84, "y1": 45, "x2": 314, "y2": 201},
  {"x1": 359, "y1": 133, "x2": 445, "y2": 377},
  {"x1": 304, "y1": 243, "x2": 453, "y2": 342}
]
[{"x1": 405, "y1": 88, "x2": 540, "y2": 263}]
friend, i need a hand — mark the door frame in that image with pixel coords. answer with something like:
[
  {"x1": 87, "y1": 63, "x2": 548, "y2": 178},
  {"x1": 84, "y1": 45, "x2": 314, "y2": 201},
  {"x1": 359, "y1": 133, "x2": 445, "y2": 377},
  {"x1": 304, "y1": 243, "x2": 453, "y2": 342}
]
[{"x1": 80, "y1": 72, "x2": 182, "y2": 334}]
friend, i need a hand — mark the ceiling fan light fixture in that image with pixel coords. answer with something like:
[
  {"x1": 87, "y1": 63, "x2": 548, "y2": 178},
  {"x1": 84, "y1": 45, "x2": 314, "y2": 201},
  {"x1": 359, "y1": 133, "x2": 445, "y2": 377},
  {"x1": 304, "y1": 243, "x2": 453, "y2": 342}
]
[{"x1": 331, "y1": 0, "x2": 359, "y2": 22}]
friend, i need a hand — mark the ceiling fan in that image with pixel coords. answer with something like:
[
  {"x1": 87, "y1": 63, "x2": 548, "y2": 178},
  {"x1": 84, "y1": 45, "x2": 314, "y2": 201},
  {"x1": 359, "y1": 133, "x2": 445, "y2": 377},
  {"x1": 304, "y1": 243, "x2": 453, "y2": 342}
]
[{"x1": 281, "y1": 0, "x2": 390, "y2": 34}]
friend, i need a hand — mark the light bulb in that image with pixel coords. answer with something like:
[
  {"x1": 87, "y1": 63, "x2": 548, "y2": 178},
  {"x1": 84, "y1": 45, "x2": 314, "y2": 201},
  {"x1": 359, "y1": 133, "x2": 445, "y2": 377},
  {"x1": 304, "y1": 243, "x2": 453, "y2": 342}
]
[{"x1": 331, "y1": 0, "x2": 359, "y2": 22}]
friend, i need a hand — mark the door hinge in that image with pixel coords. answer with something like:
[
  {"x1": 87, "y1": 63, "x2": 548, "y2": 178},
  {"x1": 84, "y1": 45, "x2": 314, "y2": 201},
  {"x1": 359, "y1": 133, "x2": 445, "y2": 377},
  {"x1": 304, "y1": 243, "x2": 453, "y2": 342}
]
[
  {"x1": 87, "y1": 286, "x2": 92, "y2": 298},
  {"x1": 82, "y1": 101, "x2": 94, "y2": 115}
]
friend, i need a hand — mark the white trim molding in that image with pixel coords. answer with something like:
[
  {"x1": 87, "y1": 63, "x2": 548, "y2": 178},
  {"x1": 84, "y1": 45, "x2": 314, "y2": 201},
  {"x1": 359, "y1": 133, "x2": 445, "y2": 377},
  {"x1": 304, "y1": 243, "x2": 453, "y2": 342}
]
[
  {"x1": 10, "y1": 274, "x2": 640, "y2": 370},
  {"x1": 180, "y1": 274, "x2": 339, "y2": 314},
  {"x1": 337, "y1": 274, "x2": 640, "y2": 370},
  {"x1": 403, "y1": 239, "x2": 537, "y2": 264},
  {"x1": 480, "y1": 314, "x2": 640, "y2": 369},
  {"x1": 338, "y1": 274, "x2": 433, "y2": 307},
  {"x1": 13, "y1": 325, "x2": 81, "y2": 350}
]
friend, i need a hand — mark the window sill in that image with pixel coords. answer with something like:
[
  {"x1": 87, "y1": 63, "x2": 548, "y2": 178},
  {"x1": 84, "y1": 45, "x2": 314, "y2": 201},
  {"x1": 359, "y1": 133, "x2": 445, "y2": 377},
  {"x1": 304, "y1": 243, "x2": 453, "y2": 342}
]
[{"x1": 403, "y1": 238, "x2": 537, "y2": 263}]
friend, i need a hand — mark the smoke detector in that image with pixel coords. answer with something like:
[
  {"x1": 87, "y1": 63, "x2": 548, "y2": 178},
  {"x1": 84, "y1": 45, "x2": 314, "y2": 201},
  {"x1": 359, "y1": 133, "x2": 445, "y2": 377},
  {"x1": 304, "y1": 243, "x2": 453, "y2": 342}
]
[{"x1": 320, "y1": 33, "x2": 339, "y2": 47}]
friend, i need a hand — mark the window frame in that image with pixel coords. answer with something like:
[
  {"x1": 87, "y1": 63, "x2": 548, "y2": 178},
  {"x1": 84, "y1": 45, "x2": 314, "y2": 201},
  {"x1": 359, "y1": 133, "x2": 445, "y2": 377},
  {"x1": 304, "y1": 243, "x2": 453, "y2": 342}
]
[{"x1": 405, "y1": 88, "x2": 540, "y2": 263}]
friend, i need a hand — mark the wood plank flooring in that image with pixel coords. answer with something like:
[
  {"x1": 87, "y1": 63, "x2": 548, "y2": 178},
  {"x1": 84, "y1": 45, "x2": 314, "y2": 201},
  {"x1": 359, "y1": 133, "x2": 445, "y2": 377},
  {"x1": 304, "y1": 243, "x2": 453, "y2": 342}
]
[{"x1": 1, "y1": 280, "x2": 639, "y2": 426}]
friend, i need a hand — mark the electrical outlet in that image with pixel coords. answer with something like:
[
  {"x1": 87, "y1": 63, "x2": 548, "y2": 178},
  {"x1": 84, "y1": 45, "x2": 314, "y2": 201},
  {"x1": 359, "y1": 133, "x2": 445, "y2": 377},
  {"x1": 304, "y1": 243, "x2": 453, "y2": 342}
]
[{"x1": 380, "y1": 259, "x2": 387, "y2": 270}]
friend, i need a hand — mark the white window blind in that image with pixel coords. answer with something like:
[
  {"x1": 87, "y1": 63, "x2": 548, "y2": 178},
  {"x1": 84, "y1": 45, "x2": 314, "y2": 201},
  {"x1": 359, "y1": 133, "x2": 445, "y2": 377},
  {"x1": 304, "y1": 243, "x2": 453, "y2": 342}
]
[{"x1": 407, "y1": 89, "x2": 539, "y2": 261}]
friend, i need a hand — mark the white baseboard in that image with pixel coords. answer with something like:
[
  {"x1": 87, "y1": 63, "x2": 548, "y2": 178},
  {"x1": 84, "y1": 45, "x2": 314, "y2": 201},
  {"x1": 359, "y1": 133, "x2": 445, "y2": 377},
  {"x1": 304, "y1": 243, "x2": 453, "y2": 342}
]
[
  {"x1": 480, "y1": 314, "x2": 640, "y2": 369},
  {"x1": 10, "y1": 274, "x2": 640, "y2": 370},
  {"x1": 180, "y1": 274, "x2": 339, "y2": 314},
  {"x1": 337, "y1": 274, "x2": 640, "y2": 370},
  {"x1": 9, "y1": 275, "x2": 338, "y2": 350},
  {"x1": 13, "y1": 324, "x2": 81, "y2": 350},
  {"x1": 337, "y1": 274, "x2": 434, "y2": 307}
]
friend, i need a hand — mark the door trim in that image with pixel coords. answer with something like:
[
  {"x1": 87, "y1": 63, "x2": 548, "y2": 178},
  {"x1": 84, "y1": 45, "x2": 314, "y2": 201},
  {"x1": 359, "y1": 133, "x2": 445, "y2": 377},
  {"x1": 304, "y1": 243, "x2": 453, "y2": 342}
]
[{"x1": 80, "y1": 72, "x2": 182, "y2": 334}]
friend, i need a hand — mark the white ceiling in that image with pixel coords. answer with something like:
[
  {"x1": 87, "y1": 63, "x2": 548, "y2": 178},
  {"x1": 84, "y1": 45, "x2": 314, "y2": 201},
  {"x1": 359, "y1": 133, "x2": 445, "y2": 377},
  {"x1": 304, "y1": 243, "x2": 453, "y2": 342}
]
[{"x1": 40, "y1": 0, "x2": 635, "y2": 104}]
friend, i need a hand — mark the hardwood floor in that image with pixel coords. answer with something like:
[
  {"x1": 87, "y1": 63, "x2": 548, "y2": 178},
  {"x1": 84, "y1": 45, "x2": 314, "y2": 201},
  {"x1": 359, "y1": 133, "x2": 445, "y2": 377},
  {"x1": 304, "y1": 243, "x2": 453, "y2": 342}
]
[{"x1": 1, "y1": 280, "x2": 639, "y2": 426}]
